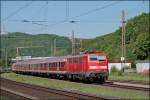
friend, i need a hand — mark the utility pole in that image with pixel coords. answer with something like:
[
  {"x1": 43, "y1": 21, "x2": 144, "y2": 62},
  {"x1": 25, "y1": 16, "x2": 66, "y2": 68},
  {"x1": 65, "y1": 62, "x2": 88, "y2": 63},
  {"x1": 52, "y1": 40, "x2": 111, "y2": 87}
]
[
  {"x1": 80, "y1": 39, "x2": 82, "y2": 51},
  {"x1": 16, "y1": 47, "x2": 19, "y2": 57},
  {"x1": 16, "y1": 47, "x2": 24, "y2": 62},
  {"x1": 3, "y1": 24, "x2": 8, "y2": 69},
  {"x1": 71, "y1": 30, "x2": 75, "y2": 55},
  {"x1": 51, "y1": 43, "x2": 53, "y2": 56},
  {"x1": 121, "y1": 10, "x2": 126, "y2": 72},
  {"x1": 5, "y1": 48, "x2": 7, "y2": 69},
  {"x1": 54, "y1": 38, "x2": 56, "y2": 56}
]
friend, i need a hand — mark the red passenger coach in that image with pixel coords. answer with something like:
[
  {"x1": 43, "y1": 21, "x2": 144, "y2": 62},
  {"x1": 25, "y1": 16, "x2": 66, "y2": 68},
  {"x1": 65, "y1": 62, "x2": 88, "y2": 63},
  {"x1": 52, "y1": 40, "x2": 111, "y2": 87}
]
[{"x1": 12, "y1": 53, "x2": 109, "y2": 83}]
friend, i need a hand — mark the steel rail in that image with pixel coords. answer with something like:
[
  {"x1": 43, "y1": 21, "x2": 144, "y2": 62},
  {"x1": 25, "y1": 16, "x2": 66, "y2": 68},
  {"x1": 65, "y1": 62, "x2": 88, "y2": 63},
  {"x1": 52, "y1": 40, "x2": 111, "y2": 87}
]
[
  {"x1": 1, "y1": 88, "x2": 33, "y2": 100},
  {"x1": 103, "y1": 82, "x2": 149, "y2": 92},
  {"x1": 1, "y1": 78, "x2": 120, "y2": 100}
]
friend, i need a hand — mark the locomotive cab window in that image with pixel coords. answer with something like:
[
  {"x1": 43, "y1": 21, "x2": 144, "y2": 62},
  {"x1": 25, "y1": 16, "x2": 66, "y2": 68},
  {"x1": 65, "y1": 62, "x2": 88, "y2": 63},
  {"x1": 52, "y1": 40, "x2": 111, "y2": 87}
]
[
  {"x1": 90, "y1": 56, "x2": 98, "y2": 61},
  {"x1": 98, "y1": 56, "x2": 106, "y2": 61},
  {"x1": 90, "y1": 56, "x2": 106, "y2": 62}
]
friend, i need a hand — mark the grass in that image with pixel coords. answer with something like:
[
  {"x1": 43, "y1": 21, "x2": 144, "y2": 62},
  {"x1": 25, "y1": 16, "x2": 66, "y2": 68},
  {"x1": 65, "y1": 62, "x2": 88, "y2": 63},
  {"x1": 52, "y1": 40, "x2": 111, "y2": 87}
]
[
  {"x1": 0, "y1": 96, "x2": 8, "y2": 100},
  {"x1": 109, "y1": 73, "x2": 149, "y2": 82},
  {"x1": 1, "y1": 72, "x2": 149, "y2": 99}
]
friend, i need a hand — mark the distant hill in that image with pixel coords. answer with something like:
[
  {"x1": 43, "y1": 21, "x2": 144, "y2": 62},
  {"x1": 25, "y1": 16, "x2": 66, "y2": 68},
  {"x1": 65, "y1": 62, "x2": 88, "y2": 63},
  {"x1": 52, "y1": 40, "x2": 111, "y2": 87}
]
[
  {"x1": 1, "y1": 33, "x2": 72, "y2": 59},
  {"x1": 82, "y1": 12, "x2": 149, "y2": 62}
]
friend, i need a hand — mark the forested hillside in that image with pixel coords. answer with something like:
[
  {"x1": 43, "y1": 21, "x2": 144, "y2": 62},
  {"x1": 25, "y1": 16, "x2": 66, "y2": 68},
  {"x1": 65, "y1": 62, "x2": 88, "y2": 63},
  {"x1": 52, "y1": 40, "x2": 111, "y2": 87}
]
[
  {"x1": 82, "y1": 12, "x2": 149, "y2": 62},
  {"x1": 0, "y1": 12, "x2": 149, "y2": 66},
  {"x1": 1, "y1": 33, "x2": 72, "y2": 59}
]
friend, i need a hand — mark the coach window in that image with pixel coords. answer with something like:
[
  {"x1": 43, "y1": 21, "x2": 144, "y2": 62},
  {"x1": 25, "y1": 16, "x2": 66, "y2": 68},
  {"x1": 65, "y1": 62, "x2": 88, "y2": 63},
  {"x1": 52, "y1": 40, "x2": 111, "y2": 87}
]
[
  {"x1": 50, "y1": 63, "x2": 52, "y2": 67},
  {"x1": 77, "y1": 57, "x2": 80, "y2": 64},
  {"x1": 69, "y1": 58, "x2": 71, "y2": 64},
  {"x1": 49, "y1": 63, "x2": 51, "y2": 67},
  {"x1": 68, "y1": 58, "x2": 71, "y2": 64},
  {"x1": 79, "y1": 57, "x2": 82, "y2": 63},
  {"x1": 56, "y1": 62, "x2": 59, "y2": 68},
  {"x1": 69, "y1": 58, "x2": 72, "y2": 64},
  {"x1": 60, "y1": 62, "x2": 62, "y2": 67},
  {"x1": 58, "y1": 62, "x2": 59, "y2": 67},
  {"x1": 74, "y1": 58, "x2": 76, "y2": 63},
  {"x1": 56, "y1": 62, "x2": 57, "y2": 67},
  {"x1": 40, "y1": 64, "x2": 42, "y2": 67},
  {"x1": 54, "y1": 63, "x2": 56, "y2": 67},
  {"x1": 69, "y1": 58, "x2": 71, "y2": 63},
  {"x1": 57, "y1": 62, "x2": 59, "y2": 67},
  {"x1": 53, "y1": 63, "x2": 54, "y2": 67},
  {"x1": 52, "y1": 63, "x2": 54, "y2": 67},
  {"x1": 44, "y1": 63, "x2": 46, "y2": 67},
  {"x1": 75, "y1": 58, "x2": 77, "y2": 63},
  {"x1": 55, "y1": 62, "x2": 57, "y2": 67},
  {"x1": 71, "y1": 58, "x2": 72, "y2": 63},
  {"x1": 58, "y1": 62, "x2": 60, "y2": 67},
  {"x1": 72, "y1": 58, "x2": 74, "y2": 63},
  {"x1": 46, "y1": 63, "x2": 48, "y2": 67},
  {"x1": 51, "y1": 63, "x2": 53, "y2": 67},
  {"x1": 62, "y1": 62, "x2": 65, "y2": 67},
  {"x1": 55, "y1": 63, "x2": 57, "y2": 67}
]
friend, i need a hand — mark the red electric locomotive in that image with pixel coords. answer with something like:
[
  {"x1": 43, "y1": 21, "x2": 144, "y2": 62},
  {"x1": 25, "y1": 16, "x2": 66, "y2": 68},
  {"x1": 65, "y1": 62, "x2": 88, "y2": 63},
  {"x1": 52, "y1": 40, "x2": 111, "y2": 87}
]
[{"x1": 12, "y1": 53, "x2": 109, "y2": 83}]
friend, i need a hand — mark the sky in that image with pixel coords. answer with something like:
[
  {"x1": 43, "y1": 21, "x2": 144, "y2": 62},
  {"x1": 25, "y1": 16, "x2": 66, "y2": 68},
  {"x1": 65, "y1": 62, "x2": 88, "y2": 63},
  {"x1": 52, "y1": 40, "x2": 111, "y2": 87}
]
[{"x1": 1, "y1": 0, "x2": 149, "y2": 38}]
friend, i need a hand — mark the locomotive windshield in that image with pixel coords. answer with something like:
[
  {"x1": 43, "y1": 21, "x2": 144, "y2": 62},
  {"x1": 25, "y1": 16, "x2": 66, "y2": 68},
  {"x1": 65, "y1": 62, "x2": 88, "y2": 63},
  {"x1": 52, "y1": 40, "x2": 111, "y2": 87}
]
[{"x1": 90, "y1": 56, "x2": 106, "y2": 62}]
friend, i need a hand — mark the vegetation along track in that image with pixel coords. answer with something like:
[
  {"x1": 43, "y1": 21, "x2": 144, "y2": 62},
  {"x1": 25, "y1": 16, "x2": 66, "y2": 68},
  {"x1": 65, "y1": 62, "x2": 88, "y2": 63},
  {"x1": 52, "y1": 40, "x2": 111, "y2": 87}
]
[
  {"x1": 0, "y1": 78, "x2": 119, "y2": 100},
  {"x1": 103, "y1": 81, "x2": 149, "y2": 92}
]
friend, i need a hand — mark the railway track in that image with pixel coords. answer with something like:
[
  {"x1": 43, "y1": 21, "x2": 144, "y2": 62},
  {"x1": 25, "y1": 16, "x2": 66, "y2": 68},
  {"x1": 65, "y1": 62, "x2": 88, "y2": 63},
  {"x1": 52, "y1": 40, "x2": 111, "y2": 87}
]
[
  {"x1": 103, "y1": 81, "x2": 149, "y2": 92},
  {"x1": 47, "y1": 78, "x2": 149, "y2": 92},
  {"x1": 108, "y1": 79, "x2": 149, "y2": 85},
  {"x1": 1, "y1": 89, "x2": 31, "y2": 100},
  {"x1": 0, "y1": 78, "x2": 119, "y2": 100}
]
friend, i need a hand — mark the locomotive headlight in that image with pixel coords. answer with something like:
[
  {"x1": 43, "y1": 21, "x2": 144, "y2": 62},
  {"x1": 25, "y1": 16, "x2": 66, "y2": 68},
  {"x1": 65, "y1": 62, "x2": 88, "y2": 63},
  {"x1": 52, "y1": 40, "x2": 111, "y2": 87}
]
[
  {"x1": 89, "y1": 66, "x2": 97, "y2": 69},
  {"x1": 89, "y1": 66, "x2": 107, "y2": 69},
  {"x1": 100, "y1": 66, "x2": 107, "y2": 69}
]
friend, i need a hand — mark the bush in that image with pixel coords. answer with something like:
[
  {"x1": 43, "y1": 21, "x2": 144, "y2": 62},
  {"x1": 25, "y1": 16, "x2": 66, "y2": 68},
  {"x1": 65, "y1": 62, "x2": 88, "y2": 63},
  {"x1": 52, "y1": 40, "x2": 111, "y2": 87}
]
[
  {"x1": 110, "y1": 66, "x2": 123, "y2": 76},
  {"x1": 110, "y1": 66, "x2": 118, "y2": 74},
  {"x1": 118, "y1": 70, "x2": 123, "y2": 76}
]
